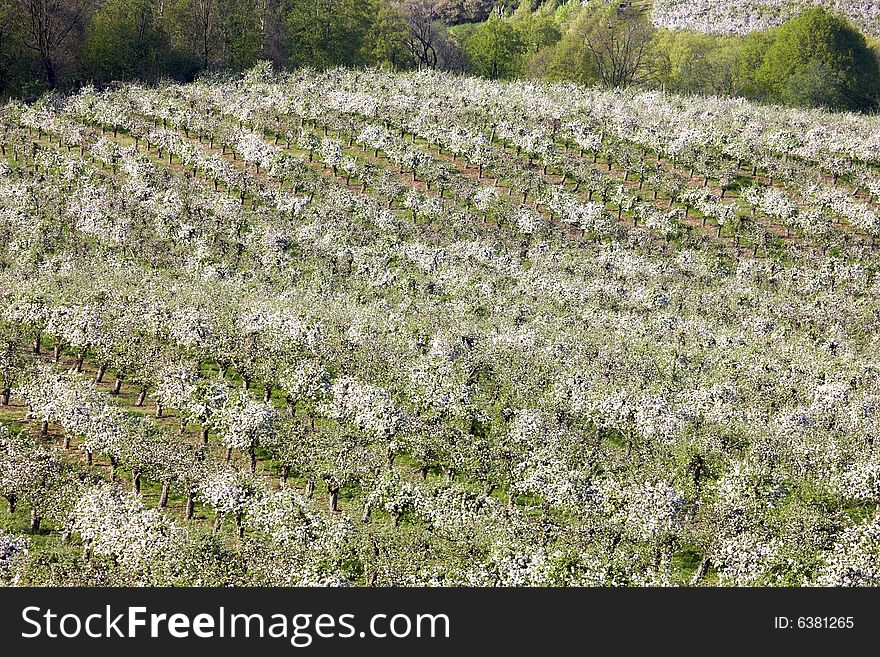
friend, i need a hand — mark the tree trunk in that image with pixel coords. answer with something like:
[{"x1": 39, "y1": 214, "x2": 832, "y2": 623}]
[
  {"x1": 263, "y1": 386, "x2": 272, "y2": 402},
  {"x1": 305, "y1": 478, "x2": 315, "y2": 499},
  {"x1": 225, "y1": 447, "x2": 232, "y2": 463},
  {"x1": 280, "y1": 465, "x2": 290, "y2": 487},
  {"x1": 159, "y1": 481, "x2": 170, "y2": 508},
  {"x1": 63, "y1": 435, "x2": 70, "y2": 450},
  {"x1": 156, "y1": 402, "x2": 163, "y2": 418},
  {"x1": 132, "y1": 472, "x2": 141, "y2": 494},
  {"x1": 30, "y1": 508, "x2": 41, "y2": 532},
  {"x1": 32, "y1": 332, "x2": 41, "y2": 354},
  {"x1": 40, "y1": 419, "x2": 48, "y2": 438},
  {"x1": 248, "y1": 445, "x2": 257, "y2": 473},
  {"x1": 213, "y1": 513, "x2": 223, "y2": 534},
  {"x1": 53, "y1": 342, "x2": 62, "y2": 362},
  {"x1": 5, "y1": 493, "x2": 16, "y2": 514},
  {"x1": 75, "y1": 350, "x2": 85, "y2": 372},
  {"x1": 136, "y1": 386, "x2": 147, "y2": 406},
  {"x1": 200, "y1": 426, "x2": 209, "y2": 445},
  {"x1": 40, "y1": 53, "x2": 58, "y2": 90},
  {"x1": 185, "y1": 492, "x2": 195, "y2": 520},
  {"x1": 691, "y1": 556, "x2": 711, "y2": 585},
  {"x1": 111, "y1": 374, "x2": 124, "y2": 395},
  {"x1": 329, "y1": 486, "x2": 339, "y2": 512},
  {"x1": 0, "y1": 388, "x2": 9, "y2": 405},
  {"x1": 95, "y1": 363, "x2": 107, "y2": 383}
]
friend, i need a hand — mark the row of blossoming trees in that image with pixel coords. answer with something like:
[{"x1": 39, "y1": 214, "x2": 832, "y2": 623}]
[
  {"x1": 651, "y1": 0, "x2": 880, "y2": 37},
  {"x1": 1, "y1": 65, "x2": 880, "y2": 586}
]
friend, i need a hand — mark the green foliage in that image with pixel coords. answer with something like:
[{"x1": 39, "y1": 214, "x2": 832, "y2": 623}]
[
  {"x1": 734, "y1": 31, "x2": 776, "y2": 99},
  {"x1": 0, "y1": 0, "x2": 40, "y2": 98},
  {"x1": 165, "y1": 0, "x2": 261, "y2": 72},
  {"x1": 651, "y1": 30, "x2": 744, "y2": 96},
  {"x1": 84, "y1": 0, "x2": 171, "y2": 84},
  {"x1": 284, "y1": 0, "x2": 375, "y2": 70},
  {"x1": 367, "y1": 0, "x2": 412, "y2": 70},
  {"x1": 215, "y1": 0, "x2": 262, "y2": 71},
  {"x1": 647, "y1": 10, "x2": 880, "y2": 111},
  {"x1": 539, "y1": 11, "x2": 599, "y2": 84},
  {"x1": 512, "y1": 1, "x2": 561, "y2": 54},
  {"x1": 528, "y1": 1, "x2": 657, "y2": 87},
  {"x1": 464, "y1": 15, "x2": 526, "y2": 79},
  {"x1": 755, "y1": 8, "x2": 880, "y2": 111}
]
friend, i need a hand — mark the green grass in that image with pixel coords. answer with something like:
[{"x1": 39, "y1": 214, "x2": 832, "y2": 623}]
[{"x1": 671, "y1": 544, "x2": 704, "y2": 584}]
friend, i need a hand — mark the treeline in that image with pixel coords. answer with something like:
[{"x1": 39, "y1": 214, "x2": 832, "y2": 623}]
[
  {"x1": 0, "y1": 0, "x2": 392, "y2": 94},
  {"x1": 1, "y1": 0, "x2": 879, "y2": 112},
  {"x1": 458, "y1": 1, "x2": 880, "y2": 112},
  {"x1": 0, "y1": 0, "x2": 492, "y2": 96}
]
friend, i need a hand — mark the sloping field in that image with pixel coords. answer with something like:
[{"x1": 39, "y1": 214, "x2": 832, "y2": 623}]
[{"x1": 2, "y1": 67, "x2": 880, "y2": 586}]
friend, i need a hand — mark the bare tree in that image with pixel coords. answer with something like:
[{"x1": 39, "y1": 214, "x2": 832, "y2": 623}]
[
  {"x1": 257, "y1": 0, "x2": 285, "y2": 67},
  {"x1": 190, "y1": 0, "x2": 216, "y2": 69},
  {"x1": 393, "y1": 0, "x2": 441, "y2": 70},
  {"x1": 16, "y1": 0, "x2": 94, "y2": 89},
  {"x1": 582, "y1": 3, "x2": 653, "y2": 89}
]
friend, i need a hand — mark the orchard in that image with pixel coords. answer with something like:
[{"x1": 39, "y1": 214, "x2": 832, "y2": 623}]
[{"x1": 1, "y1": 64, "x2": 880, "y2": 586}]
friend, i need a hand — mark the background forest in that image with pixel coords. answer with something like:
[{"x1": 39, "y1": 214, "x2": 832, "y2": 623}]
[{"x1": 0, "y1": 1, "x2": 879, "y2": 114}]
